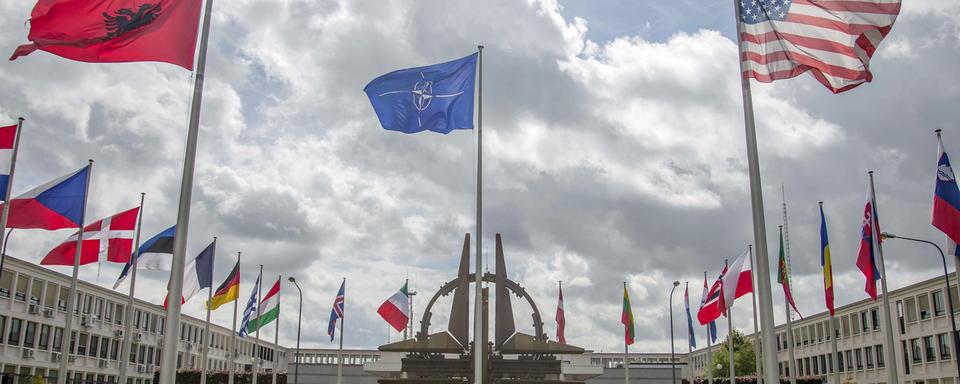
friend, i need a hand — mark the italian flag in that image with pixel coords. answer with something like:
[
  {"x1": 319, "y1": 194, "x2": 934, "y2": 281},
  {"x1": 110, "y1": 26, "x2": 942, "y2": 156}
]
[
  {"x1": 246, "y1": 278, "x2": 280, "y2": 333},
  {"x1": 377, "y1": 281, "x2": 410, "y2": 332}
]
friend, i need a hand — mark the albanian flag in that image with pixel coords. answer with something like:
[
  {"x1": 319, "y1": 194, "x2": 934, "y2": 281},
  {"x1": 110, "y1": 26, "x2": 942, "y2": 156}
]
[{"x1": 10, "y1": 0, "x2": 202, "y2": 70}]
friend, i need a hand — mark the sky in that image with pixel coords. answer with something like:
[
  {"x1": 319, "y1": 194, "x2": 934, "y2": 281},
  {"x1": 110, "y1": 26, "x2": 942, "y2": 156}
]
[{"x1": 0, "y1": 0, "x2": 958, "y2": 355}]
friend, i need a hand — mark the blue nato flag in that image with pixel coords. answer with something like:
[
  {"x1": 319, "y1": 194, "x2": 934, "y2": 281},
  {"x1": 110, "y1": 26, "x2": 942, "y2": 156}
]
[{"x1": 364, "y1": 53, "x2": 478, "y2": 134}]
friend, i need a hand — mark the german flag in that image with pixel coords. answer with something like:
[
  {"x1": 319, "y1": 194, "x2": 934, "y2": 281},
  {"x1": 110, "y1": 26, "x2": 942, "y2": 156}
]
[{"x1": 207, "y1": 260, "x2": 240, "y2": 310}]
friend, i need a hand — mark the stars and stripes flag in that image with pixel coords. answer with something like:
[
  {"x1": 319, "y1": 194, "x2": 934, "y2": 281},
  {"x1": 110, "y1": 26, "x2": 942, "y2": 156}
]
[
  {"x1": 738, "y1": 0, "x2": 901, "y2": 93},
  {"x1": 328, "y1": 279, "x2": 345, "y2": 341}
]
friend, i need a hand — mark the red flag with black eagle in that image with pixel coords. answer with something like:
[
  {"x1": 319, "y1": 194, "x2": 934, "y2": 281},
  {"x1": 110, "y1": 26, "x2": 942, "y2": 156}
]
[{"x1": 10, "y1": 0, "x2": 202, "y2": 70}]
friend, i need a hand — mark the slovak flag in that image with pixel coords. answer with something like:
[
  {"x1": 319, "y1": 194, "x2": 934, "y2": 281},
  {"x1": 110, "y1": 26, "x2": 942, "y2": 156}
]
[
  {"x1": 932, "y1": 134, "x2": 960, "y2": 254},
  {"x1": 40, "y1": 207, "x2": 139, "y2": 266},
  {"x1": 0, "y1": 124, "x2": 18, "y2": 200},
  {"x1": 1, "y1": 166, "x2": 89, "y2": 230},
  {"x1": 856, "y1": 180, "x2": 882, "y2": 300}
]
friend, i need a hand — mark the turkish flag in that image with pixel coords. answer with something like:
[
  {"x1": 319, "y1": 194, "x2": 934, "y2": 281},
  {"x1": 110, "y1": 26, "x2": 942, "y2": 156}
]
[{"x1": 9, "y1": 0, "x2": 202, "y2": 70}]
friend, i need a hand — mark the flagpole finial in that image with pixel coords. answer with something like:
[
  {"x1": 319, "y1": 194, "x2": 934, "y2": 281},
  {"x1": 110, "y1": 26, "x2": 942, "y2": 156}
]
[
  {"x1": 478, "y1": 44, "x2": 484, "y2": 50},
  {"x1": 868, "y1": 170, "x2": 874, "y2": 175},
  {"x1": 818, "y1": 201, "x2": 823, "y2": 206},
  {"x1": 17, "y1": 117, "x2": 24, "y2": 122},
  {"x1": 936, "y1": 129, "x2": 943, "y2": 134}
]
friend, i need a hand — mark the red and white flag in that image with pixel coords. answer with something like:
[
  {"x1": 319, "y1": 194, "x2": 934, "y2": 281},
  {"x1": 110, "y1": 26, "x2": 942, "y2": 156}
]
[
  {"x1": 556, "y1": 282, "x2": 566, "y2": 344},
  {"x1": 721, "y1": 250, "x2": 754, "y2": 313},
  {"x1": 738, "y1": 0, "x2": 901, "y2": 93},
  {"x1": 698, "y1": 269, "x2": 724, "y2": 325},
  {"x1": 41, "y1": 207, "x2": 139, "y2": 266}
]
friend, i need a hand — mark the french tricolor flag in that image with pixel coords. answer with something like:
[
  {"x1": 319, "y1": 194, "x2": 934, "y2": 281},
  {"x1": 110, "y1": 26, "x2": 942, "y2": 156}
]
[
  {"x1": 0, "y1": 165, "x2": 90, "y2": 230},
  {"x1": 932, "y1": 133, "x2": 960, "y2": 255},
  {"x1": 0, "y1": 124, "x2": 18, "y2": 201}
]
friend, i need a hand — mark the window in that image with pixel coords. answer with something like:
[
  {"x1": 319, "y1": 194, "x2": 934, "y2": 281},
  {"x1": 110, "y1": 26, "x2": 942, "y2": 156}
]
[
  {"x1": 855, "y1": 348, "x2": 863, "y2": 370},
  {"x1": 924, "y1": 335, "x2": 936, "y2": 361},
  {"x1": 821, "y1": 355, "x2": 828, "y2": 373},
  {"x1": 15, "y1": 274, "x2": 27, "y2": 301},
  {"x1": 919, "y1": 294, "x2": 932, "y2": 320},
  {"x1": 877, "y1": 344, "x2": 885, "y2": 367},
  {"x1": 105, "y1": 302, "x2": 113, "y2": 322},
  {"x1": 8, "y1": 317, "x2": 22, "y2": 346},
  {"x1": 912, "y1": 338, "x2": 922, "y2": 364},
  {"x1": 77, "y1": 333, "x2": 88, "y2": 355},
  {"x1": 860, "y1": 311, "x2": 869, "y2": 332},
  {"x1": 100, "y1": 336, "x2": 108, "y2": 359},
  {"x1": 902, "y1": 341, "x2": 912, "y2": 374},
  {"x1": 23, "y1": 321, "x2": 37, "y2": 348},
  {"x1": 95, "y1": 298, "x2": 104, "y2": 319},
  {"x1": 89, "y1": 335, "x2": 99, "y2": 357},
  {"x1": 934, "y1": 290, "x2": 946, "y2": 316},
  {"x1": 52, "y1": 327, "x2": 63, "y2": 352},
  {"x1": 939, "y1": 333, "x2": 951, "y2": 360},
  {"x1": 845, "y1": 350, "x2": 853, "y2": 370},
  {"x1": 865, "y1": 346, "x2": 874, "y2": 368},
  {"x1": 0, "y1": 270, "x2": 12, "y2": 298},
  {"x1": 842, "y1": 316, "x2": 851, "y2": 338},
  {"x1": 813, "y1": 355, "x2": 819, "y2": 374},
  {"x1": 116, "y1": 304, "x2": 124, "y2": 325},
  {"x1": 871, "y1": 308, "x2": 880, "y2": 330},
  {"x1": 110, "y1": 340, "x2": 119, "y2": 360},
  {"x1": 906, "y1": 297, "x2": 918, "y2": 322},
  {"x1": 82, "y1": 294, "x2": 92, "y2": 314},
  {"x1": 952, "y1": 285, "x2": 960, "y2": 313},
  {"x1": 0, "y1": 315, "x2": 6, "y2": 343},
  {"x1": 852, "y1": 314, "x2": 861, "y2": 335},
  {"x1": 39, "y1": 324, "x2": 50, "y2": 350}
]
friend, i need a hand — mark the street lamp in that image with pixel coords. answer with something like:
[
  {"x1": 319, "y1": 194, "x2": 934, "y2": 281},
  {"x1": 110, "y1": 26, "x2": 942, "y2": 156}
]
[
  {"x1": 881, "y1": 232, "x2": 960, "y2": 380},
  {"x1": 670, "y1": 280, "x2": 681, "y2": 384},
  {"x1": 288, "y1": 276, "x2": 304, "y2": 384}
]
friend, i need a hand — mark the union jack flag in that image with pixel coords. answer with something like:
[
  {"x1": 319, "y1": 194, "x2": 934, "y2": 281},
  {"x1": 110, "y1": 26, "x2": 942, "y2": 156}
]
[
  {"x1": 328, "y1": 279, "x2": 345, "y2": 341},
  {"x1": 738, "y1": 0, "x2": 901, "y2": 93}
]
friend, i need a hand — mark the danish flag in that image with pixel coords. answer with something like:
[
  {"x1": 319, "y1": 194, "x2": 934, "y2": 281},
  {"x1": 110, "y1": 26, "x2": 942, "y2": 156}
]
[{"x1": 41, "y1": 207, "x2": 139, "y2": 266}]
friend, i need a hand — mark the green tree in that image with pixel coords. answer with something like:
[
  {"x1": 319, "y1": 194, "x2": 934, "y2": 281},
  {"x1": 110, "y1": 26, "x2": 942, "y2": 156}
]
[{"x1": 709, "y1": 329, "x2": 757, "y2": 378}]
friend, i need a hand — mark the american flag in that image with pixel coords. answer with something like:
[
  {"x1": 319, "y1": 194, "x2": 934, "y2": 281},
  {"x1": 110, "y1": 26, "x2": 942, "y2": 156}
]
[
  {"x1": 327, "y1": 279, "x2": 345, "y2": 341},
  {"x1": 738, "y1": 0, "x2": 901, "y2": 93}
]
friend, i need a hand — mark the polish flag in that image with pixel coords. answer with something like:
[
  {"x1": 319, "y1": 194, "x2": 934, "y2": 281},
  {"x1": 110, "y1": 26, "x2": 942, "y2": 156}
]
[
  {"x1": 41, "y1": 207, "x2": 139, "y2": 266},
  {"x1": 721, "y1": 250, "x2": 753, "y2": 313}
]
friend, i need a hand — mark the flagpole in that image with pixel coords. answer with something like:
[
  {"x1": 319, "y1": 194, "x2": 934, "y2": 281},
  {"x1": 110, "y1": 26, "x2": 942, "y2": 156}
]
[
  {"x1": 868, "y1": 171, "x2": 900, "y2": 384},
  {"x1": 118, "y1": 193, "x2": 145, "y2": 384},
  {"x1": 473, "y1": 43, "x2": 484, "y2": 384},
  {"x1": 726, "y1": 260, "x2": 735, "y2": 384},
  {"x1": 200, "y1": 237, "x2": 217, "y2": 384},
  {"x1": 159, "y1": 0, "x2": 214, "y2": 381},
  {"x1": 936, "y1": 130, "x2": 960, "y2": 384},
  {"x1": 253, "y1": 265, "x2": 263, "y2": 384},
  {"x1": 829, "y1": 312, "x2": 839, "y2": 384},
  {"x1": 730, "y1": 1, "x2": 779, "y2": 383},
  {"x1": 748, "y1": 245, "x2": 762, "y2": 384},
  {"x1": 0, "y1": 116, "x2": 24, "y2": 278},
  {"x1": 337, "y1": 277, "x2": 345, "y2": 384},
  {"x1": 228, "y1": 252, "x2": 240, "y2": 384},
  {"x1": 624, "y1": 281, "x2": 630, "y2": 384},
  {"x1": 785, "y1": 295, "x2": 797, "y2": 384},
  {"x1": 705, "y1": 271, "x2": 713, "y2": 384},
  {"x1": 272, "y1": 274, "x2": 281, "y2": 384},
  {"x1": 936, "y1": 130, "x2": 960, "y2": 297},
  {"x1": 686, "y1": 282, "x2": 694, "y2": 384},
  {"x1": 56, "y1": 159, "x2": 93, "y2": 384}
]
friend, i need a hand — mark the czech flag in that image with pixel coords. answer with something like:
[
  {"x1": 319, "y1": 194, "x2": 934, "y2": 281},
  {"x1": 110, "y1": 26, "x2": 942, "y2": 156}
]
[
  {"x1": 932, "y1": 134, "x2": 960, "y2": 251},
  {"x1": 0, "y1": 165, "x2": 90, "y2": 230}
]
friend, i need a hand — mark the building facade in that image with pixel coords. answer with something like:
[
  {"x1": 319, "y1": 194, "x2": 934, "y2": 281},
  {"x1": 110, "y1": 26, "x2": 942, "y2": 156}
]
[
  {"x1": 0, "y1": 255, "x2": 289, "y2": 383},
  {"x1": 689, "y1": 273, "x2": 960, "y2": 384}
]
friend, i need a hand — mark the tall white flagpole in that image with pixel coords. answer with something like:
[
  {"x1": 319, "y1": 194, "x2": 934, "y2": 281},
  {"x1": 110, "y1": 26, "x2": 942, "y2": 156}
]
[
  {"x1": 686, "y1": 282, "x2": 694, "y2": 384},
  {"x1": 271, "y1": 274, "x2": 281, "y2": 384},
  {"x1": 200, "y1": 238, "x2": 217, "y2": 384},
  {"x1": 730, "y1": 1, "x2": 780, "y2": 382},
  {"x1": 56, "y1": 160, "x2": 93, "y2": 384},
  {"x1": 705, "y1": 272, "x2": 714, "y2": 384},
  {"x1": 748, "y1": 245, "x2": 762, "y2": 384},
  {"x1": 159, "y1": 0, "x2": 215, "y2": 381},
  {"x1": 869, "y1": 171, "x2": 900, "y2": 384},
  {"x1": 118, "y1": 193, "x2": 146, "y2": 384},
  {"x1": 624, "y1": 281, "x2": 630, "y2": 384},
  {"x1": 253, "y1": 265, "x2": 263, "y2": 384},
  {"x1": 473, "y1": 44, "x2": 485, "y2": 384},
  {"x1": 785, "y1": 293, "x2": 797, "y2": 384},
  {"x1": 337, "y1": 277, "x2": 346, "y2": 384},
  {"x1": 228, "y1": 252, "x2": 241, "y2": 384},
  {"x1": 0, "y1": 117, "x2": 24, "y2": 277},
  {"x1": 725, "y1": 260, "x2": 735, "y2": 384}
]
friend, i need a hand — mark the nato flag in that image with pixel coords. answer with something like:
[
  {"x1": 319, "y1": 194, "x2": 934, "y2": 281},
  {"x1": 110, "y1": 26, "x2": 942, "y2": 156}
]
[{"x1": 364, "y1": 53, "x2": 478, "y2": 134}]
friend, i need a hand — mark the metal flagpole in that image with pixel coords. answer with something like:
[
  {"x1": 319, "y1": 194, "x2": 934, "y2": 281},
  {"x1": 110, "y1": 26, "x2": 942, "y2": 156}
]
[
  {"x1": 253, "y1": 265, "x2": 263, "y2": 384},
  {"x1": 785, "y1": 295, "x2": 797, "y2": 384},
  {"x1": 159, "y1": 0, "x2": 215, "y2": 381},
  {"x1": 56, "y1": 160, "x2": 93, "y2": 384},
  {"x1": 829, "y1": 313, "x2": 839, "y2": 384},
  {"x1": 726, "y1": 260, "x2": 735, "y2": 384},
  {"x1": 337, "y1": 277, "x2": 346, "y2": 384},
  {"x1": 868, "y1": 171, "x2": 900, "y2": 384},
  {"x1": 748, "y1": 246, "x2": 762, "y2": 384},
  {"x1": 937, "y1": 129, "x2": 960, "y2": 384},
  {"x1": 473, "y1": 44, "x2": 485, "y2": 384},
  {"x1": 228, "y1": 252, "x2": 240, "y2": 384},
  {"x1": 272, "y1": 274, "x2": 281, "y2": 384},
  {"x1": 0, "y1": 117, "x2": 24, "y2": 278},
  {"x1": 937, "y1": 130, "x2": 960, "y2": 302},
  {"x1": 118, "y1": 193, "x2": 146, "y2": 384},
  {"x1": 705, "y1": 272, "x2": 713, "y2": 384},
  {"x1": 730, "y1": 1, "x2": 779, "y2": 383},
  {"x1": 200, "y1": 238, "x2": 217, "y2": 384},
  {"x1": 686, "y1": 282, "x2": 694, "y2": 384}
]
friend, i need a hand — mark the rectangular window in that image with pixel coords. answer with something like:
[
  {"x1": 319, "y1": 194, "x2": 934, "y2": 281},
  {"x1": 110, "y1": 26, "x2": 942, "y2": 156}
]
[
  {"x1": 860, "y1": 311, "x2": 869, "y2": 332},
  {"x1": 23, "y1": 321, "x2": 37, "y2": 348},
  {"x1": 105, "y1": 301, "x2": 113, "y2": 322},
  {"x1": 111, "y1": 340, "x2": 119, "y2": 360},
  {"x1": 77, "y1": 333, "x2": 88, "y2": 355},
  {"x1": 0, "y1": 270, "x2": 12, "y2": 298},
  {"x1": 865, "y1": 346, "x2": 874, "y2": 368},
  {"x1": 100, "y1": 336, "x2": 108, "y2": 359},
  {"x1": 95, "y1": 298, "x2": 104, "y2": 319},
  {"x1": 15, "y1": 274, "x2": 27, "y2": 301},
  {"x1": 845, "y1": 350, "x2": 853, "y2": 370},
  {"x1": 924, "y1": 335, "x2": 936, "y2": 361},
  {"x1": 52, "y1": 327, "x2": 63, "y2": 352},
  {"x1": 44, "y1": 282, "x2": 57, "y2": 308},
  {"x1": 29, "y1": 278, "x2": 42, "y2": 304},
  {"x1": 38, "y1": 324, "x2": 50, "y2": 350},
  {"x1": 907, "y1": 297, "x2": 918, "y2": 322},
  {"x1": 939, "y1": 333, "x2": 951, "y2": 360},
  {"x1": 851, "y1": 314, "x2": 861, "y2": 335},
  {"x1": 813, "y1": 355, "x2": 819, "y2": 374},
  {"x1": 89, "y1": 335, "x2": 99, "y2": 357},
  {"x1": 0, "y1": 315, "x2": 5, "y2": 344},
  {"x1": 952, "y1": 284, "x2": 960, "y2": 313},
  {"x1": 855, "y1": 348, "x2": 863, "y2": 370},
  {"x1": 919, "y1": 294, "x2": 932, "y2": 320},
  {"x1": 877, "y1": 344, "x2": 885, "y2": 367},
  {"x1": 934, "y1": 290, "x2": 946, "y2": 316},
  {"x1": 82, "y1": 294, "x2": 92, "y2": 314},
  {"x1": 821, "y1": 355, "x2": 828, "y2": 373},
  {"x1": 8, "y1": 317, "x2": 22, "y2": 346},
  {"x1": 902, "y1": 341, "x2": 911, "y2": 374},
  {"x1": 912, "y1": 338, "x2": 922, "y2": 364},
  {"x1": 116, "y1": 304, "x2": 124, "y2": 325},
  {"x1": 871, "y1": 308, "x2": 880, "y2": 330}
]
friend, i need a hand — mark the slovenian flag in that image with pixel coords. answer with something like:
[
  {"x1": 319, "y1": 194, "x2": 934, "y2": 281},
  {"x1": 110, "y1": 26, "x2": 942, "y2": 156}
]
[
  {"x1": 377, "y1": 281, "x2": 410, "y2": 333},
  {"x1": 0, "y1": 124, "x2": 18, "y2": 201},
  {"x1": 1, "y1": 165, "x2": 90, "y2": 230},
  {"x1": 932, "y1": 133, "x2": 960, "y2": 257},
  {"x1": 856, "y1": 180, "x2": 882, "y2": 300},
  {"x1": 246, "y1": 277, "x2": 281, "y2": 333}
]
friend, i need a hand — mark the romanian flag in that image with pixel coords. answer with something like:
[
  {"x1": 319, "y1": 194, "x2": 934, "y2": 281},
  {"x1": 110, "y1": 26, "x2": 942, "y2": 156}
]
[
  {"x1": 207, "y1": 259, "x2": 240, "y2": 310},
  {"x1": 820, "y1": 203, "x2": 835, "y2": 315},
  {"x1": 777, "y1": 227, "x2": 802, "y2": 318},
  {"x1": 622, "y1": 284, "x2": 635, "y2": 346}
]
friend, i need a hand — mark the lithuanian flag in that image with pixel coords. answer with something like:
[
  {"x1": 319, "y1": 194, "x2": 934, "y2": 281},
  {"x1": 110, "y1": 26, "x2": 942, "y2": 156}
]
[
  {"x1": 207, "y1": 259, "x2": 240, "y2": 310},
  {"x1": 622, "y1": 284, "x2": 635, "y2": 346}
]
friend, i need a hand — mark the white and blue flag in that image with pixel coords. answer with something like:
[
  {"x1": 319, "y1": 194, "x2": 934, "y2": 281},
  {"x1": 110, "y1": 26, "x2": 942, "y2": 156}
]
[{"x1": 239, "y1": 271, "x2": 262, "y2": 338}]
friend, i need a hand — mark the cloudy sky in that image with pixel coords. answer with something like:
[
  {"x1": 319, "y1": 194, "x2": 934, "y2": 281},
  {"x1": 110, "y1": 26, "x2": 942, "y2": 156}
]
[{"x1": 0, "y1": 0, "x2": 958, "y2": 355}]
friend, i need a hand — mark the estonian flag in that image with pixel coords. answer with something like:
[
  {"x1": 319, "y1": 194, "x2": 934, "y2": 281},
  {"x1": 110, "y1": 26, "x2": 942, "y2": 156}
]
[{"x1": 112, "y1": 225, "x2": 175, "y2": 289}]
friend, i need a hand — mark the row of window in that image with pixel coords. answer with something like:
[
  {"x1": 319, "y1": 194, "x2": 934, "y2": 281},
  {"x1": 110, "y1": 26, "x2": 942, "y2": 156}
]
[
  {"x1": 777, "y1": 344, "x2": 886, "y2": 377},
  {"x1": 901, "y1": 332, "x2": 955, "y2": 375},
  {"x1": 775, "y1": 308, "x2": 882, "y2": 351}
]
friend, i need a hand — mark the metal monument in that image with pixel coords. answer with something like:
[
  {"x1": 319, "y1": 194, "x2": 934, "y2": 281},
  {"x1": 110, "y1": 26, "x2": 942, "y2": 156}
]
[{"x1": 376, "y1": 233, "x2": 588, "y2": 384}]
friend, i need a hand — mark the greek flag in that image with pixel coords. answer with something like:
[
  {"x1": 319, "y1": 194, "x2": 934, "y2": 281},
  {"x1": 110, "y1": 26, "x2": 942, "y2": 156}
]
[{"x1": 238, "y1": 272, "x2": 261, "y2": 338}]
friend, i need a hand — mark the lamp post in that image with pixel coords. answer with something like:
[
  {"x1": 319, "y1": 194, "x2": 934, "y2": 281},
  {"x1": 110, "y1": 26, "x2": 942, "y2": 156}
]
[
  {"x1": 288, "y1": 276, "x2": 304, "y2": 384},
  {"x1": 670, "y1": 280, "x2": 681, "y2": 384},
  {"x1": 881, "y1": 232, "x2": 960, "y2": 380}
]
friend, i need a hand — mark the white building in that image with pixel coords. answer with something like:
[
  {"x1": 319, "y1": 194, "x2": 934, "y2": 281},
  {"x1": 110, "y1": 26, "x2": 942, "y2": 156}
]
[
  {"x1": 0, "y1": 255, "x2": 289, "y2": 384},
  {"x1": 689, "y1": 273, "x2": 960, "y2": 384}
]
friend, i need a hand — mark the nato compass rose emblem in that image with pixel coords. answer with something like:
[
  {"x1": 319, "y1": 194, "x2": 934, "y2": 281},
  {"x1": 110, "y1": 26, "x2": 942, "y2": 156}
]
[{"x1": 378, "y1": 72, "x2": 465, "y2": 128}]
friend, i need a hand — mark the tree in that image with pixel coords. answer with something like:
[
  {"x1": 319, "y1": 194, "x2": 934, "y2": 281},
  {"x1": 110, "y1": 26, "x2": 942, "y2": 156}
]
[{"x1": 710, "y1": 329, "x2": 757, "y2": 378}]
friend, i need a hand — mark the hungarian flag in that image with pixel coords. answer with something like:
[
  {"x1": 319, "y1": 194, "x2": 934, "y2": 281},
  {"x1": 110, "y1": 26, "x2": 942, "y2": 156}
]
[
  {"x1": 622, "y1": 285, "x2": 635, "y2": 346},
  {"x1": 932, "y1": 133, "x2": 960, "y2": 258},
  {"x1": 207, "y1": 258, "x2": 239, "y2": 311},
  {"x1": 856, "y1": 180, "x2": 882, "y2": 300},
  {"x1": 377, "y1": 281, "x2": 410, "y2": 333},
  {"x1": 41, "y1": 206, "x2": 139, "y2": 266},
  {"x1": 10, "y1": 0, "x2": 203, "y2": 70},
  {"x1": 556, "y1": 283, "x2": 566, "y2": 344},
  {"x1": 246, "y1": 277, "x2": 280, "y2": 333},
  {"x1": 778, "y1": 228, "x2": 803, "y2": 318},
  {"x1": 820, "y1": 203, "x2": 835, "y2": 315}
]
